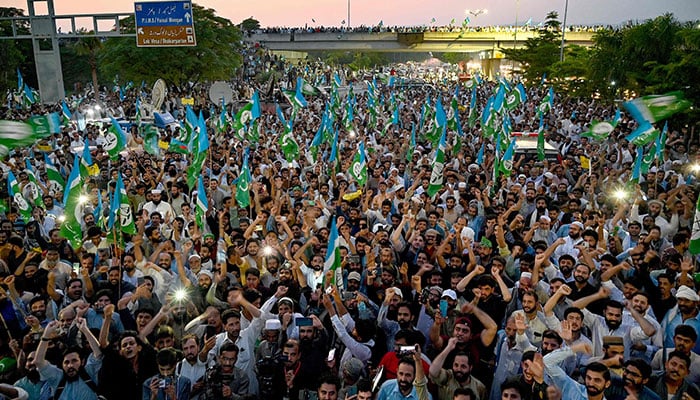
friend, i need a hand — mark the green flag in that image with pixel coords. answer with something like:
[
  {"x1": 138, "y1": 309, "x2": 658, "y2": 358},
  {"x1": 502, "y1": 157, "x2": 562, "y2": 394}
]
[
  {"x1": 0, "y1": 118, "x2": 53, "y2": 155},
  {"x1": 196, "y1": 176, "x2": 208, "y2": 232},
  {"x1": 231, "y1": 103, "x2": 253, "y2": 140},
  {"x1": 24, "y1": 160, "x2": 42, "y2": 208},
  {"x1": 348, "y1": 142, "x2": 367, "y2": 187},
  {"x1": 323, "y1": 217, "x2": 343, "y2": 290},
  {"x1": 499, "y1": 139, "x2": 517, "y2": 177},
  {"x1": 105, "y1": 118, "x2": 127, "y2": 161},
  {"x1": 27, "y1": 113, "x2": 62, "y2": 136},
  {"x1": 537, "y1": 116, "x2": 546, "y2": 161},
  {"x1": 690, "y1": 194, "x2": 700, "y2": 255},
  {"x1": 624, "y1": 91, "x2": 692, "y2": 124},
  {"x1": 582, "y1": 120, "x2": 616, "y2": 141},
  {"x1": 641, "y1": 142, "x2": 657, "y2": 175},
  {"x1": 60, "y1": 158, "x2": 84, "y2": 249},
  {"x1": 44, "y1": 154, "x2": 65, "y2": 193},
  {"x1": 8, "y1": 171, "x2": 32, "y2": 221},
  {"x1": 236, "y1": 150, "x2": 252, "y2": 208},
  {"x1": 427, "y1": 126, "x2": 447, "y2": 198}
]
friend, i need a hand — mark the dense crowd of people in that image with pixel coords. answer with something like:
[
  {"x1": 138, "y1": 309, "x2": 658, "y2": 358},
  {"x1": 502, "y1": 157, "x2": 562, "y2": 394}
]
[{"x1": 0, "y1": 42, "x2": 697, "y2": 400}]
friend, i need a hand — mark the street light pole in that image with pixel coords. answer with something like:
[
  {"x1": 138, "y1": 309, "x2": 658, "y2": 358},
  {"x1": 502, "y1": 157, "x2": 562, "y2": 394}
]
[{"x1": 559, "y1": 0, "x2": 569, "y2": 61}]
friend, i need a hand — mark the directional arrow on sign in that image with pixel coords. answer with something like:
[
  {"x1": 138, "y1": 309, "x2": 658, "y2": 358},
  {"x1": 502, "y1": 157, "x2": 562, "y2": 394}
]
[
  {"x1": 184, "y1": 12, "x2": 191, "y2": 23},
  {"x1": 138, "y1": 27, "x2": 144, "y2": 34}
]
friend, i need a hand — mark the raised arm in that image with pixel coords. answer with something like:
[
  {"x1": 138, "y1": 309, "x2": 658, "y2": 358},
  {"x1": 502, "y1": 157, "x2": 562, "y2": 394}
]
[
  {"x1": 456, "y1": 265, "x2": 484, "y2": 292},
  {"x1": 492, "y1": 266, "x2": 513, "y2": 302},
  {"x1": 35, "y1": 321, "x2": 60, "y2": 369},
  {"x1": 76, "y1": 317, "x2": 102, "y2": 358},
  {"x1": 429, "y1": 337, "x2": 457, "y2": 378},
  {"x1": 544, "y1": 285, "x2": 572, "y2": 316},
  {"x1": 571, "y1": 286, "x2": 610, "y2": 310},
  {"x1": 462, "y1": 302, "x2": 498, "y2": 347}
]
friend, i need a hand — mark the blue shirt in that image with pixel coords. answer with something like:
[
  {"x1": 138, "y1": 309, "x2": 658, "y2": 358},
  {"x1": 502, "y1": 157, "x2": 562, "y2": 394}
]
[
  {"x1": 39, "y1": 353, "x2": 103, "y2": 400},
  {"x1": 142, "y1": 375, "x2": 191, "y2": 400},
  {"x1": 660, "y1": 306, "x2": 700, "y2": 353},
  {"x1": 376, "y1": 379, "x2": 431, "y2": 400},
  {"x1": 543, "y1": 348, "x2": 588, "y2": 400}
]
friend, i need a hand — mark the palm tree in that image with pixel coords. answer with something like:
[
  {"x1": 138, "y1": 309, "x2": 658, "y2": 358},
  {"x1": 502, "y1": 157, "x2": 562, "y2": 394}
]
[{"x1": 72, "y1": 29, "x2": 103, "y2": 100}]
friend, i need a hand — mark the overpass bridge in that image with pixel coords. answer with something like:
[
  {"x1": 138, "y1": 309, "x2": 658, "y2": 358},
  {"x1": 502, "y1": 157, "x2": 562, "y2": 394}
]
[{"x1": 245, "y1": 30, "x2": 595, "y2": 53}]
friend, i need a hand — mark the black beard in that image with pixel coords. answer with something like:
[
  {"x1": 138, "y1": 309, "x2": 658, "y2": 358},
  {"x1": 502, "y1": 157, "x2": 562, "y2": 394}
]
[
  {"x1": 606, "y1": 320, "x2": 621, "y2": 330},
  {"x1": 586, "y1": 386, "x2": 605, "y2": 396},
  {"x1": 64, "y1": 369, "x2": 80, "y2": 382},
  {"x1": 453, "y1": 371, "x2": 470, "y2": 383},
  {"x1": 27, "y1": 369, "x2": 40, "y2": 382}
]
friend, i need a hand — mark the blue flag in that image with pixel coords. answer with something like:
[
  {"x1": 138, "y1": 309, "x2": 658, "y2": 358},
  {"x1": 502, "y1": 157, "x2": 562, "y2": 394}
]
[
  {"x1": 476, "y1": 143, "x2": 484, "y2": 165},
  {"x1": 251, "y1": 91, "x2": 261, "y2": 120}
]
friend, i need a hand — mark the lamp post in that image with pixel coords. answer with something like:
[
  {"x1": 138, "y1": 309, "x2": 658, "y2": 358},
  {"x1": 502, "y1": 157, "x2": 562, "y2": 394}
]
[{"x1": 559, "y1": 0, "x2": 569, "y2": 61}]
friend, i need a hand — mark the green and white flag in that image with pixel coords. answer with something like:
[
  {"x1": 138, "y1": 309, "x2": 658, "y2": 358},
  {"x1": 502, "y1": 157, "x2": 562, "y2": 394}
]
[
  {"x1": 107, "y1": 174, "x2": 136, "y2": 236},
  {"x1": 235, "y1": 149, "x2": 252, "y2": 208},
  {"x1": 28, "y1": 113, "x2": 62, "y2": 136},
  {"x1": 231, "y1": 102, "x2": 253, "y2": 141},
  {"x1": 427, "y1": 126, "x2": 447, "y2": 198},
  {"x1": 323, "y1": 217, "x2": 343, "y2": 290},
  {"x1": 59, "y1": 157, "x2": 84, "y2": 249},
  {"x1": 505, "y1": 82, "x2": 527, "y2": 111},
  {"x1": 196, "y1": 176, "x2": 208, "y2": 232},
  {"x1": 24, "y1": 160, "x2": 42, "y2": 208},
  {"x1": 0, "y1": 118, "x2": 53, "y2": 155},
  {"x1": 582, "y1": 120, "x2": 616, "y2": 141},
  {"x1": 690, "y1": 194, "x2": 700, "y2": 255},
  {"x1": 44, "y1": 154, "x2": 65, "y2": 193},
  {"x1": 499, "y1": 139, "x2": 517, "y2": 177},
  {"x1": 348, "y1": 142, "x2": 367, "y2": 187},
  {"x1": 8, "y1": 171, "x2": 32, "y2": 221},
  {"x1": 279, "y1": 122, "x2": 300, "y2": 162},
  {"x1": 624, "y1": 91, "x2": 692, "y2": 124},
  {"x1": 536, "y1": 116, "x2": 546, "y2": 161},
  {"x1": 105, "y1": 117, "x2": 127, "y2": 160}
]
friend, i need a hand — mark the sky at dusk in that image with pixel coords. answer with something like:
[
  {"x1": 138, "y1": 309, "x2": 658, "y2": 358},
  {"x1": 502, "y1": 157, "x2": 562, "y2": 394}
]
[{"x1": 5, "y1": 0, "x2": 700, "y2": 29}]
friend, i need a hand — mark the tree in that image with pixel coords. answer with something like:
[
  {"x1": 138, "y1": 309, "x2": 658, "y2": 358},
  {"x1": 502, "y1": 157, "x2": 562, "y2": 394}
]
[
  {"x1": 501, "y1": 11, "x2": 561, "y2": 84},
  {"x1": 240, "y1": 17, "x2": 260, "y2": 32},
  {"x1": 0, "y1": 7, "x2": 34, "y2": 94},
  {"x1": 72, "y1": 29, "x2": 103, "y2": 99},
  {"x1": 98, "y1": 4, "x2": 242, "y2": 89}
]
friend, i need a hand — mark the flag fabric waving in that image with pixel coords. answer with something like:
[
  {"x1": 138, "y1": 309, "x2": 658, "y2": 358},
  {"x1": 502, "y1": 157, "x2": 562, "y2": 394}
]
[
  {"x1": 8, "y1": 171, "x2": 32, "y2": 221},
  {"x1": 427, "y1": 126, "x2": 447, "y2": 198},
  {"x1": 235, "y1": 149, "x2": 252, "y2": 208},
  {"x1": 323, "y1": 217, "x2": 343, "y2": 290},
  {"x1": 105, "y1": 118, "x2": 127, "y2": 160},
  {"x1": 624, "y1": 91, "x2": 691, "y2": 124},
  {"x1": 60, "y1": 157, "x2": 84, "y2": 249},
  {"x1": 196, "y1": 176, "x2": 209, "y2": 232},
  {"x1": 348, "y1": 142, "x2": 367, "y2": 187},
  {"x1": 690, "y1": 194, "x2": 700, "y2": 255}
]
